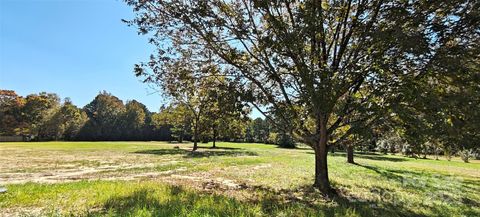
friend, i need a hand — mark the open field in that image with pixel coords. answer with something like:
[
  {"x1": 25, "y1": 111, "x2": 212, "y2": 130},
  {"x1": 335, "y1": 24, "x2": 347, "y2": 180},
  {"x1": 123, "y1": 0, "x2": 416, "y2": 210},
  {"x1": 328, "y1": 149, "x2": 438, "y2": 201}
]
[{"x1": 0, "y1": 142, "x2": 479, "y2": 217}]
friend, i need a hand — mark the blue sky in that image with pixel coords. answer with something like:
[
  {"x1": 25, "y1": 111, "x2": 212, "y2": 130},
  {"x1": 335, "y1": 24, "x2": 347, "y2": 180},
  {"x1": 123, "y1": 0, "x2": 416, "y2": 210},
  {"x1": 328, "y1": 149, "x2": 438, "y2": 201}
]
[{"x1": 0, "y1": 0, "x2": 164, "y2": 111}]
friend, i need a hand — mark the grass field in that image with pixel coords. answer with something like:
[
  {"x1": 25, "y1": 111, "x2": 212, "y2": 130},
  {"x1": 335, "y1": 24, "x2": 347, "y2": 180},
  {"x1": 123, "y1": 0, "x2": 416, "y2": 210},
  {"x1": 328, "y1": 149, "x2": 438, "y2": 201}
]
[{"x1": 0, "y1": 141, "x2": 479, "y2": 217}]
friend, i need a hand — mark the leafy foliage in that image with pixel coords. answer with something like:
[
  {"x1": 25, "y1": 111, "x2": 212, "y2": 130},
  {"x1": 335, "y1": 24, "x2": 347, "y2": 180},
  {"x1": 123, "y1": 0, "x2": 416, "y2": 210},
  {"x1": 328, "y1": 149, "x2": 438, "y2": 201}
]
[{"x1": 124, "y1": 0, "x2": 479, "y2": 192}]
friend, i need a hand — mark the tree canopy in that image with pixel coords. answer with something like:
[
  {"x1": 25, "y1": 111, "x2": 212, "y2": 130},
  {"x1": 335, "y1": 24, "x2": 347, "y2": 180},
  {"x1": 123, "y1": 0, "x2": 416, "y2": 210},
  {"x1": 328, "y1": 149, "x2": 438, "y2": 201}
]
[{"x1": 125, "y1": 0, "x2": 479, "y2": 194}]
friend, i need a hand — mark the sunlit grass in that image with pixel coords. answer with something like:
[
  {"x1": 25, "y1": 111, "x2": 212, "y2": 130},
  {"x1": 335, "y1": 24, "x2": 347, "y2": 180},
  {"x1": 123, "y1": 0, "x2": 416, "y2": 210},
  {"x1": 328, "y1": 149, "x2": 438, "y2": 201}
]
[{"x1": 0, "y1": 141, "x2": 478, "y2": 216}]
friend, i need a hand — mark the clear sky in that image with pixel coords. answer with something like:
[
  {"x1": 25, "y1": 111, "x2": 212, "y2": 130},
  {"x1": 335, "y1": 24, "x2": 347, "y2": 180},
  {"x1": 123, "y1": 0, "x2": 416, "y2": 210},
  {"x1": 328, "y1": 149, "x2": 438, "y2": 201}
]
[
  {"x1": 0, "y1": 0, "x2": 262, "y2": 118},
  {"x1": 0, "y1": 0, "x2": 164, "y2": 111}
]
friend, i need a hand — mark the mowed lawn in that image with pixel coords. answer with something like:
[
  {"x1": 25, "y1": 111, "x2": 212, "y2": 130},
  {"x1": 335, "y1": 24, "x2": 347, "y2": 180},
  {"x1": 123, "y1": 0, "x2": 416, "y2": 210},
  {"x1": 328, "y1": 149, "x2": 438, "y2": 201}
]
[{"x1": 0, "y1": 142, "x2": 479, "y2": 217}]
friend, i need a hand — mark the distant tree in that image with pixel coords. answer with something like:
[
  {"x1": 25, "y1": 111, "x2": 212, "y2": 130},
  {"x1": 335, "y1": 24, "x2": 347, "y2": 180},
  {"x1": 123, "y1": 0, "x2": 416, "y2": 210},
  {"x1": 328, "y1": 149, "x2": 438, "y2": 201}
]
[
  {"x1": 81, "y1": 92, "x2": 126, "y2": 140},
  {"x1": 123, "y1": 100, "x2": 148, "y2": 140},
  {"x1": 152, "y1": 104, "x2": 192, "y2": 143},
  {"x1": 219, "y1": 118, "x2": 249, "y2": 142},
  {"x1": 60, "y1": 99, "x2": 88, "y2": 140},
  {"x1": 270, "y1": 116, "x2": 297, "y2": 148},
  {"x1": 200, "y1": 77, "x2": 250, "y2": 147},
  {"x1": 251, "y1": 118, "x2": 271, "y2": 144},
  {"x1": 391, "y1": 38, "x2": 480, "y2": 160},
  {"x1": 128, "y1": 0, "x2": 480, "y2": 192},
  {"x1": 38, "y1": 107, "x2": 63, "y2": 140},
  {"x1": 331, "y1": 113, "x2": 382, "y2": 163},
  {"x1": 1, "y1": 91, "x2": 88, "y2": 140},
  {"x1": 22, "y1": 92, "x2": 60, "y2": 140},
  {"x1": 0, "y1": 90, "x2": 27, "y2": 135},
  {"x1": 137, "y1": 48, "x2": 234, "y2": 150}
]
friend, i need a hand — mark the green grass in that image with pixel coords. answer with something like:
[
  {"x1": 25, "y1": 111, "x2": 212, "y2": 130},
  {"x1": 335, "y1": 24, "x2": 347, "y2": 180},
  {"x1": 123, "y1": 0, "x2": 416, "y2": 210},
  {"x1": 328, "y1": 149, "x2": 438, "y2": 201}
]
[{"x1": 0, "y1": 141, "x2": 479, "y2": 216}]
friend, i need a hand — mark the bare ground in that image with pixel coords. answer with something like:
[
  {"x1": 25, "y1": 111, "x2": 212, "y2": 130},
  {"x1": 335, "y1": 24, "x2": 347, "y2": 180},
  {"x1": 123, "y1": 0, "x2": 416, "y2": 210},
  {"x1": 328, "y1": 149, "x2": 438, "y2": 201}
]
[{"x1": 0, "y1": 145, "x2": 270, "y2": 193}]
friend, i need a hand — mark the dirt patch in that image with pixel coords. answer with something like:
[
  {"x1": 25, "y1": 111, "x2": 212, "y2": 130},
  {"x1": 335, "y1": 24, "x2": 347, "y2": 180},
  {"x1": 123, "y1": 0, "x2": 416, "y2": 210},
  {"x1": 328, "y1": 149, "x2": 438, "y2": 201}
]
[
  {"x1": 167, "y1": 173, "x2": 247, "y2": 191},
  {"x1": 0, "y1": 144, "x2": 191, "y2": 184},
  {"x1": 0, "y1": 207, "x2": 43, "y2": 217},
  {"x1": 252, "y1": 164, "x2": 272, "y2": 170}
]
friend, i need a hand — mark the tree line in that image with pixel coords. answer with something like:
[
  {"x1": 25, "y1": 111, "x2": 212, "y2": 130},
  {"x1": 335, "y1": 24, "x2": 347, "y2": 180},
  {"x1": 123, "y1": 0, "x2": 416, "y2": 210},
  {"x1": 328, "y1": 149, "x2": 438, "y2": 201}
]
[
  {"x1": 0, "y1": 89, "x2": 295, "y2": 147},
  {"x1": 1, "y1": 88, "x2": 475, "y2": 162}
]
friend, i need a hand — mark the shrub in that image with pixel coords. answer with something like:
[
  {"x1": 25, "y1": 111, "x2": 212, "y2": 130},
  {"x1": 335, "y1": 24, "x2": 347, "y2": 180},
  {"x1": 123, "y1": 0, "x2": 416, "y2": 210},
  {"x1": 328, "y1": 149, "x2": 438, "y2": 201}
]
[
  {"x1": 377, "y1": 134, "x2": 404, "y2": 154},
  {"x1": 444, "y1": 147, "x2": 454, "y2": 161},
  {"x1": 276, "y1": 133, "x2": 296, "y2": 149},
  {"x1": 267, "y1": 132, "x2": 277, "y2": 144},
  {"x1": 460, "y1": 149, "x2": 475, "y2": 163},
  {"x1": 402, "y1": 143, "x2": 415, "y2": 158},
  {"x1": 377, "y1": 140, "x2": 389, "y2": 154},
  {"x1": 268, "y1": 132, "x2": 296, "y2": 148}
]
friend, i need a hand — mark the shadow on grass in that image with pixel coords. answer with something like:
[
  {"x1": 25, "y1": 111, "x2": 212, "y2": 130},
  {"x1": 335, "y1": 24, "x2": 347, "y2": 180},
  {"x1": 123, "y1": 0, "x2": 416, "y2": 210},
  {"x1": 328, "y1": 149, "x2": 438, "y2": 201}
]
[
  {"x1": 294, "y1": 146, "x2": 313, "y2": 150},
  {"x1": 87, "y1": 186, "x2": 258, "y2": 216},
  {"x1": 310, "y1": 152, "x2": 409, "y2": 162},
  {"x1": 354, "y1": 162, "x2": 480, "y2": 201},
  {"x1": 355, "y1": 163, "x2": 429, "y2": 190},
  {"x1": 87, "y1": 184, "x2": 425, "y2": 217},
  {"x1": 245, "y1": 184, "x2": 426, "y2": 217},
  {"x1": 133, "y1": 148, "x2": 258, "y2": 158},
  {"x1": 198, "y1": 146, "x2": 242, "y2": 150}
]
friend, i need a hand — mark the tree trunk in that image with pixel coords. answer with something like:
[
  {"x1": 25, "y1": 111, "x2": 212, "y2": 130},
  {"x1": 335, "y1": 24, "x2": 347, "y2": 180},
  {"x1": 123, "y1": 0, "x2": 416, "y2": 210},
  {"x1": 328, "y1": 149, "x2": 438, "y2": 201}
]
[
  {"x1": 192, "y1": 119, "x2": 198, "y2": 151},
  {"x1": 179, "y1": 128, "x2": 184, "y2": 143},
  {"x1": 347, "y1": 145, "x2": 354, "y2": 164},
  {"x1": 313, "y1": 119, "x2": 334, "y2": 195},
  {"x1": 212, "y1": 127, "x2": 217, "y2": 148},
  {"x1": 192, "y1": 130, "x2": 198, "y2": 151}
]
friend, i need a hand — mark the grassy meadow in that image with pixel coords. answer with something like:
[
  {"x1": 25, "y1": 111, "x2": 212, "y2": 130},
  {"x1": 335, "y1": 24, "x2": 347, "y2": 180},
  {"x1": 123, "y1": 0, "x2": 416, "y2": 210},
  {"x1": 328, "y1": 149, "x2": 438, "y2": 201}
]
[{"x1": 0, "y1": 141, "x2": 479, "y2": 217}]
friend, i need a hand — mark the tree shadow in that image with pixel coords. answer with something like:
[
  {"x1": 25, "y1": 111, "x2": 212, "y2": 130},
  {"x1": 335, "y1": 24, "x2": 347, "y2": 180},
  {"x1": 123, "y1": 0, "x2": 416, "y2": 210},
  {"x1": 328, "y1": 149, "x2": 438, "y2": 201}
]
[
  {"x1": 249, "y1": 184, "x2": 429, "y2": 216},
  {"x1": 354, "y1": 162, "x2": 478, "y2": 202},
  {"x1": 87, "y1": 186, "x2": 259, "y2": 216},
  {"x1": 198, "y1": 145, "x2": 242, "y2": 150},
  {"x1": 459, "y1": 179, "x2": 480, "y2": 197},
  {"x1": 294, "y1": 146, "x2": 313, "y2": 150},
  {"x1": 312, "y1": 152, "x2": 409, "y2": 162},
  {"x1": 355, "y1": 163, "x2": 425, "y2": 185},
  {"x1": 86, "y1": 184, "x2": 426, "y2": 217},
  {"x1": 133, "y1": 148, "x2": 258, "y2": 158}
]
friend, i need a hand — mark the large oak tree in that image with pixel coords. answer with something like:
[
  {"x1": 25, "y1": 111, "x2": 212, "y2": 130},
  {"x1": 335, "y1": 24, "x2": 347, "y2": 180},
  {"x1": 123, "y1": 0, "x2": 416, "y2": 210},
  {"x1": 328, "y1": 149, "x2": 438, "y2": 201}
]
[{"x1": 126, "y1": 0, "x2": 479, "y2": 194}]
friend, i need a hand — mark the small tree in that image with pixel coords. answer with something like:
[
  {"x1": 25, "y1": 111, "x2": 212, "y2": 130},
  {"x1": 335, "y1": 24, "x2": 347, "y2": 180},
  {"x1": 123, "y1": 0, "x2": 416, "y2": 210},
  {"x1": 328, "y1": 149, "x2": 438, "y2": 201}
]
[
  {"x1": 201, "y1": 77, "x2": 250, "y2": 148},
  {"x1": 152, "y1": 104, "x2": 192, "y2": 143}
]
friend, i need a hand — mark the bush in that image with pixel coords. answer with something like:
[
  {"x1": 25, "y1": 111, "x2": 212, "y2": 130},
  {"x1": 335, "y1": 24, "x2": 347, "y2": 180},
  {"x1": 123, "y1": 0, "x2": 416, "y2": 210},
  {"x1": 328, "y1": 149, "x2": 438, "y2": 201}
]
[
  {"x1": 276, "y1": 133, "x2": 296, "y2": 149},
  {"x1": 444, "y1": 147, "x2": 454, "y2": 161},
  {"x1": 401, "y1": 143, "x2": 415, "y2": 158},
  {"x1": 267, "y1": 132, "x2": 277, "y2": 144},
  {"x1": 377, "y1": 134, "x2": 404, "y2": 154},
  {"x1": 460, "y1": 149, "x2": 475, "y2": 163},
  {"x1": 268, "y1": 132, "x2": 296, "y2": 148},
  {"x1": 377, "y1": 140, "x2": 389, "y2": 154}
]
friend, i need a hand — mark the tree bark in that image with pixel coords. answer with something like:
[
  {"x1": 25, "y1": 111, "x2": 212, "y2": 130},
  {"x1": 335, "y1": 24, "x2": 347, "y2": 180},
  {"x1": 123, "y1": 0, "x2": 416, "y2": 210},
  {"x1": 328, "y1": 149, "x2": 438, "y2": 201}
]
[
  {"x1": 313, "y1": 119, "x2": 334, "y2": 195},
  {"x1": 192, "y1": 118, "x2": 199, "y2": 151},
  {"x1": 212, "y1": 127, "x2": 217, "y2": 148},
  {"x1": 347, "y1": 145, "x2": 354, "y2": 164},
  {"x1": 179, "y1": 130, "x2": 184, "y2": 143}
]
